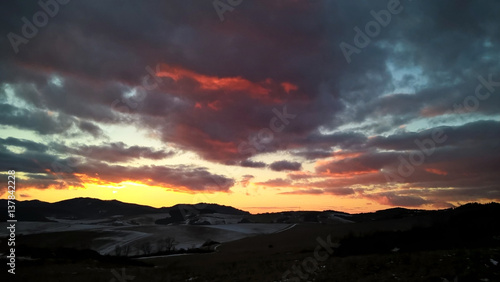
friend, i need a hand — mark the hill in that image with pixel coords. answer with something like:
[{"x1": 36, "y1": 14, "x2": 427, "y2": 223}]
[{"x1": 0, "y1": 198, "x2": 249, "y2": 222}]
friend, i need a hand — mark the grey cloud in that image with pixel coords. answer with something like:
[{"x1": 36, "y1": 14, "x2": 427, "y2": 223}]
[
  {"x1": 0, "y1": 137, "x2": 49, "y2": 152},
  {"x1": 269, "y1": 160, "x2": 302, "y2": 172},
  {"x1": 240, "y1": 159, "x2": 267, "y2": 168}
]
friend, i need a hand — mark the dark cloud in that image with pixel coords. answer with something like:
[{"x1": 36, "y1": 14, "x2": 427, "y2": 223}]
[
  {"x1": 52, "y1": 142, "x2": 175, "y2": 163},
  {"x1": 280, "y1": 187, "x2": 355, "y2": 196},
  {"x1": 294, "y1": 131, "x2": 368, "y2": 151},
  {"x1": 1, "y1": 1, "x2": 499, "y2": 207},
  {"x1": 0, "y1": 103, "x2": 74, "y2": 135},
  {"x1": 0, "y1": 102, "x2": 106, "y2": 138},
  {"x1": 0, "y1": 143, "x2": 233, "y2": 192},
  {"x1": 268, "y1": 120, "x2": 500, "y2": 207},
  {"x1": 363, "y1": 192, "x2": 431, "y2": 207},
  {"x1": 292, "y1": 149, "x2": 332, "y2": 160},
  {"x1": 240, "y1": 159, "x2": 267, "y2": 168},
  {"x1": 366, "y1": 120, "x2": 500, "y2": 151},
  {"x1": 81, "y1": 163, "x2": 235, "y2": 192},
  {"x1": 76, "y1": 120, "x2": 104, "y2": 138},
  {"x1": 269, "y1": 160, "x2": 302, "y2": 172},
  {"x1": 0, "y1": 143, "x2": 69, "y2": 174},
  {"x1": 0, "y1": 137, "x2": 48, "y2": 152}
]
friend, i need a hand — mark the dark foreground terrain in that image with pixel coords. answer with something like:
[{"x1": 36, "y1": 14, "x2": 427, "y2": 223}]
[{"x1": 1, "y1": 202, "x2": 500, "y2": 281}]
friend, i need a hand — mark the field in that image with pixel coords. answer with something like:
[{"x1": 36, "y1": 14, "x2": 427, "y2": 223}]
[{"x1": 1, "y1": 202, "x2": 500, "y2": 281}]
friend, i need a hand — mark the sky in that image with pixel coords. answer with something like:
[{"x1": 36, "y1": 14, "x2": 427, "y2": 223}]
[{"x1": 1, "y1": 0, "x2": 499, "y2": 214}]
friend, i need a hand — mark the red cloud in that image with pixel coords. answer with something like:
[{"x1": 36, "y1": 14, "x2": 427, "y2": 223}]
[
  {"x1": 156, "y1": 63, "x2": 297, "y2": 104},
  {"x1": 171, "y1": 124, "x2": 239, "y2": 161},
  {"x1": 281, "y1": 82, "x2": 298, "y2": 94}
]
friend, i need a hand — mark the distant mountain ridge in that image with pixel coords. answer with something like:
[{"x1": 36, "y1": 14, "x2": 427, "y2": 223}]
[
  {"x1": 1, "y1": 197, "x2": 498, "y2": 224},
  {"x1": 0, "y1": 197, "x2": 250, "y2": 221}
]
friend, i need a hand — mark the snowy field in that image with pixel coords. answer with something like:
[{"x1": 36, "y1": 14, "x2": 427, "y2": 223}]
[
  {"x1": 0, "y1": 216, "x2": 295, "y2": 256},
  {"x1": 0, "y1": 221, "x2": 104, "y2": 235},
  {"x1": 203, "y1": 223, "x2": 292, "y2": 234}
]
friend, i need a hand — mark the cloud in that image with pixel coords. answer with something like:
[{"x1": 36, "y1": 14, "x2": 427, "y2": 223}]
[
  {"x1": 363, "y1": 192, "x2": 431, "y2": 207},
  {"x1": 85, "y1": 163, "x2": 235, "y2": 192},
  {"x1": 256, "y1": 178, "x2": 292, "y2": 187},
  {"x1": 292, "y1": 149, "x2": 332, "y2": 160},
  {"x1": 0, "y1": 137, "x2": 49, "y2": 152},
  {"x1": 0, "y1": 104, "x2": 75, "y2": 135},
  {"x1": 240, "y1": 159, "x2": 267, "y2": 168},
  {"x1": 0, "y1": 142, "x2": 233, "y2": 193},
  {"x1": 77, "y1": 120, "x2": 104, "y2": 138},
  {"x1": 53, "y1": 142, "x2": 175, "y2": 163},
  {"x1": 1, "y1": 0, "x2": 499, "y2": 207},
  {"x1": 325, "y1": 187, "x2": 356, "y2": 196},
  {"x1": 280, "y1": 189, "x2": 324, "y2": 195},
  {"x1": 269, "y1": 160, "x2": 302, "y2": 171},
  {"x1": 239, "y1": 174, "x2": 254, "y2": 187}
]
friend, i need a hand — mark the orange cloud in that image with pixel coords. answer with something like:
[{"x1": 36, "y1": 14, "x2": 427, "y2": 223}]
[
  {"x1": 73, "y1": 173, "x2": 117, "y2": 187},
  {"x1": 320, "y1": 169, "x2": 379, "y2": 178},
  {"x1": 314, "y1": 151, "x2": 363, "y2": 168},
  {"x1": 157, "y1": 63, "x2": 268, "y2": 95},
  {"x1": 156, "y1": 63, "x2": 296, "y2": 104}
]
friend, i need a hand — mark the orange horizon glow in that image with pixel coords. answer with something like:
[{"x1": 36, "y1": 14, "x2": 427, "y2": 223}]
[
  {"x1": 6, "y1": 176, "x2": 493, "y2": 214},
  {"x1": 6, "y1": 185, "x2": 461, "y2": 214}
]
